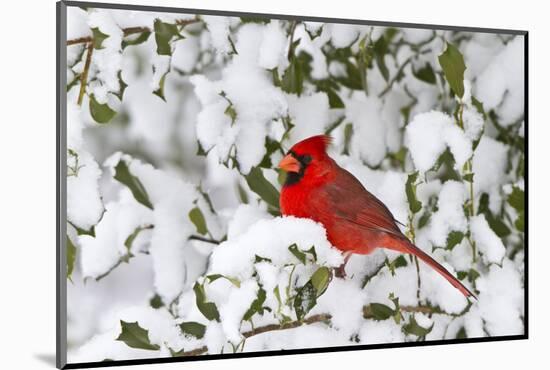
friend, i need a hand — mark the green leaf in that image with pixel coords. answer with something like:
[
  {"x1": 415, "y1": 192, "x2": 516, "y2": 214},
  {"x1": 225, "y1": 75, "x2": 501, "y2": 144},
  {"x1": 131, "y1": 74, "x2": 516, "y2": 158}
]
[
  {"x1": 193, "y1": 282, "x2": 220, "y2": 322},
  {"x1": 281, "y1": 57, "x2": 304, "y2": 95},
  {"x1": 124, "y1": 225, "x2": 150, "y2": 253},
  {"x1": 67, "y1": 236, "x2": 76, "y2": 281},
  {"x1": 169, "y1": 347, "x2": 186, "y2": 357},
  {"x1": 243, "y1": 286, "x2": 267, "y2": 321},
  {"x1": 471, "y1": 95, "x2": 487, "y2": 120},
  {"x1": 122, "y1": 31, "x2": 151, "y2": 49},
  {"x1": 389, "y1": 255, "x2": 408, "y2": 270},
  {"x1": 89, "y1": 94, "x2": 117, "y2": 124},
  {"x1": 179, "y1": 321, "x2": 206, "y2": 339},
  {"x1": 189, "y1": 207, "x2": 208, "y2": 236},
  {"x1": 153, "y1": 70, "x2": 169, "y2": 102},
  {"x1": 294, "y1": 281, "x2": 317, "y2": 321},
  {"x1": 113, "y1": 160, "x2": 153, "y2": 209},
  {"x1": 405, "y1": 171, "x2": 422, "y2": 214},
  {"x1": 343, "y1": 123, "x2": 353, "y2": 155},
  {"x1": 244, "y1": 167, "x2": 280, "y2": 210},
  {"x1": 304, "y1": 246, "x2": 317, "y2": 262},
  {"x1": 412, "y1": 62, "x2": 436, "y2": 84},
  {"x1": 116, "y1": 321, "x2": 161, "y2": 350},
  {"x1": 478, "y1": 193, "x2": 511, "y2": 237},
  {"x1": 515, "y1": 210, "x2": 525, "y2": 232},
  {"x1": 374, "y1": 35, "x2": 390, "y2": 81},
  {"x1": 288, "y1": 243, "x2": 306, "y2": 264},
  {"x1": 92, "y1": 27, "x2": 109, "y2": 49},
  {"x1": 438, "y1": 42, "x2": 466, "y2": 99},
  {"x1": 368, "y1": 303, "x2": 395, "y2": 320},
  {"x1": 463, "y1": 173, "x2": 474, "y2": 183},
  {"x1": 149, "y1": 294, "x2": 163, "y2": 309},
  {"x1": 507, "y1": 186, "x2": 525, "y2": 211},
  {"x1": 154, "y1": 19, "x2": 181, "y2": 56},
  {"x1": 418, "y1": 209, "x2": 432, "y2": 229},
  {"x1": 239, "y1": 16, "x2": 270, "y2": 24},
  {"x1": 310, "y1": 267, "x2": 331, "y2": 297},
  {"x1": 205, "y1": 274, "x2": 241, "y2": 288},
  {"x1": 446, "y1": 231, "x2": 464, "y2": 250},
  {"x1": 112, "y1": 71, "x2": 128, "y2": 101},
  {"x1": 254, "y1": 255, "x2": 272, "y2": 263},
  {"x1": 403, "y1": 315, "x2": 434, "y2": 337}
]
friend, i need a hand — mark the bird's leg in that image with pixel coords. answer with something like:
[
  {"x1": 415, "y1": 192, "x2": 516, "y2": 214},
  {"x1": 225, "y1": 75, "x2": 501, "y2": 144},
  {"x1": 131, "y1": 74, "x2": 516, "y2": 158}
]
[{"x1": 335, "y1": 251, "x2": 352, "y2": 279}]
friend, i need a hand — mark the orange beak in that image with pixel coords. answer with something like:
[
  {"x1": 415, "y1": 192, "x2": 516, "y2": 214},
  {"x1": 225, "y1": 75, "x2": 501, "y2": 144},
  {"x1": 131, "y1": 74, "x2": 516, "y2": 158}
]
[{"x1": 278, "y1": 154, "x2": 300, "y2": 173}]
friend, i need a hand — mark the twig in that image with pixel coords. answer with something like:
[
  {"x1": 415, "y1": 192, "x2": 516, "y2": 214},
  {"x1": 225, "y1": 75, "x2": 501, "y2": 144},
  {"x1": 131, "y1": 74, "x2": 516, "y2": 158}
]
[
  {"x1": 177, "y1": 313, "x2": 332, "y2": 357},
  {"x1": 188, "y1": 235, "x2": 222, "y2": 245},
  {"x1": 174, "y1": 303, "x2": 466, "y2": 357},
  {"x1": 66, "y1": 18, "x2": 201, "y2": 46},
  {"x1": 77, "y1": 41, "x2": 94, "y2": 106}
]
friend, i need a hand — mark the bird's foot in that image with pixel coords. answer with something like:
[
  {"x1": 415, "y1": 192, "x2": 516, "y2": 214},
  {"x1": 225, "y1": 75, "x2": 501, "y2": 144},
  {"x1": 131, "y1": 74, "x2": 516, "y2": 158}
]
[{"x1": 334, "y1": 264, "x2": 347, "y2": 279}]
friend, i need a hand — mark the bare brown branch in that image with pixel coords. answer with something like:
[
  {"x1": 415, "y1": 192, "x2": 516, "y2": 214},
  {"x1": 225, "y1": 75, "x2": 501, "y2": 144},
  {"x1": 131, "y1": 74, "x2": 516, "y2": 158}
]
[
  {"x1": 66, "y1": 18, "x2": 201, "y2": 46},
  {"x1": 77, "y1": 41, "x2": 94, "y2": 106}
]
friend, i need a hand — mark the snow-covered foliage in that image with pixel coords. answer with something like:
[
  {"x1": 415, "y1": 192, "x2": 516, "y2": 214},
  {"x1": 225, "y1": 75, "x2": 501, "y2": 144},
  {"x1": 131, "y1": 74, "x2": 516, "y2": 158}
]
[{"x1": 65, "y1": 6, "x2": 525, "y2": 363}]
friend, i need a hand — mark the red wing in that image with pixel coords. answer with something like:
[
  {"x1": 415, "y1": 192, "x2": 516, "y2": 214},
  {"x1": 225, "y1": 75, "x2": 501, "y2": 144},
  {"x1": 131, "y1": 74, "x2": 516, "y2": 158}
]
[{"x1": 320, "y1": 167, "x2": 404, "y2": 238}]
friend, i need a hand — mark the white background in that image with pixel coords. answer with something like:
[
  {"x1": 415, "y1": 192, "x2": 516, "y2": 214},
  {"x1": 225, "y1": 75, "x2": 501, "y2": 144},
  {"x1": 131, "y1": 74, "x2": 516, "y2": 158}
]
[{"x1": 0, "y1": 0, "x2": 544, "y2": 369}]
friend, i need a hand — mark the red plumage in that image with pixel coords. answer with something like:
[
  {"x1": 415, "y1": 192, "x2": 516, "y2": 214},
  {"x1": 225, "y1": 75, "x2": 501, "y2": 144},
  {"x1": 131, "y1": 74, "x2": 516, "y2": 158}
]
[{"x1": 279, "y1": 135, "x2": 475, "y2": 298}]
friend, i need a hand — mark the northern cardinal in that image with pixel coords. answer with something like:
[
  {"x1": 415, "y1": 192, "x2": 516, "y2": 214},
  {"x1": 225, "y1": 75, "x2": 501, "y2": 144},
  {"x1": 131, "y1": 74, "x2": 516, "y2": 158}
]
[{"x1": 278, "y1": 135, "x2": 475, "y2": 298}]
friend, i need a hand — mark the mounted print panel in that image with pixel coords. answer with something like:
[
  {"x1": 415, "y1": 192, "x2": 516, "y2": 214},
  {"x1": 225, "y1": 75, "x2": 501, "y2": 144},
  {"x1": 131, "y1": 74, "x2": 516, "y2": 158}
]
[{"x1": 57, "y1": 1, "x2": 527, "y2": 368}]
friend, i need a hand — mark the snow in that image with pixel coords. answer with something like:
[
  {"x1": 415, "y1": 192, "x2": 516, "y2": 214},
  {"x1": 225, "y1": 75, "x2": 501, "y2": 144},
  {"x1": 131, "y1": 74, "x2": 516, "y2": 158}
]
[
  {"x1": 346, "y1": 93, "x2": 388, "y2": 166},
  {"x1": 209, "y1": 217, "x2": 343, "y2": 280},
  {"x1": 104, "y1": 154, "x2": 200, "y2": 303},
  {"x1": 427, "y1": 180, "x2": 468, "y2": 247},
  {"x1": 470, "y1": 214, "x2": 506, "y2": 264},
  {"x1": 65, "y1": 8, "x2": 525, "y2": 361},
  {"x1": 286, "y1": 92, "x2": 331, "y2": 142},
  {"x1": 475, "y1": 36, "x2": 525, "y2": 125},
  {"x1": 79, "y1": 192, "x2": 152, "y2": 279},
  {"x1": 477, "y1": 260, "x2": 524, "y2": 336},
  {"x1": 330, "y1": 24, "x2": 358, "y2": 48},
  {"x1": 473, "y1": 136, "x2": 509, "y2": 196},
  {"x1": 69, "y1": 306, "x2": 183, "y2": 363},
  {"x1": 406, "y1": 110, "x2": 472, "y2": 172},
  {"x1": 219, "y1": 280, "x2": 259, "y2": 344},
  {"x1": 203, "y1": 16, "x2": 233, "y2": 54},
  {"x1": 66, "y1": 103, "x2": 104, "y2": 231},
  {"x1": 258, "y1": 20, "x2": 288, "y2": 70}
]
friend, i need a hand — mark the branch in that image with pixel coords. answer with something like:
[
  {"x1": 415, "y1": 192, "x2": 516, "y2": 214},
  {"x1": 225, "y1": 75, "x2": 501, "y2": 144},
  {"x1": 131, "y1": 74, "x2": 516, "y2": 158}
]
[
  {"x1": 77, "y1": 41, "x2": 93, "y2": 106},
  {"x1": 66, "y1": 18, "x2": 201, "y2": 46},
  {"x1": 175, "y1": 303, "x2": 466, "y2": 357},
  {"x1": 188, "y1": 235, "x2": 223, "y2": 245},
  {"x1": 177, "y1": 314, "x2": 332, "y2": 357}
]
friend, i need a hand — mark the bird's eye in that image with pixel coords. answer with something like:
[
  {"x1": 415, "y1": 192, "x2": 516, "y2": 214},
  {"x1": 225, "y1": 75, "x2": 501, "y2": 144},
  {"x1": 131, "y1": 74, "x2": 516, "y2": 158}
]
[{"x1": 302, "y1": 155, "x2": 312, "y2": 164}]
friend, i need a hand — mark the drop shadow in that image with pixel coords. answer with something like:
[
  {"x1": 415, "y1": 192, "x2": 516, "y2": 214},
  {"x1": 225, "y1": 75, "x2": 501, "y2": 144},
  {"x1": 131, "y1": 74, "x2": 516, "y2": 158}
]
[{"x1": 34, "y1": 353, "x2": 56, "y2": 367}]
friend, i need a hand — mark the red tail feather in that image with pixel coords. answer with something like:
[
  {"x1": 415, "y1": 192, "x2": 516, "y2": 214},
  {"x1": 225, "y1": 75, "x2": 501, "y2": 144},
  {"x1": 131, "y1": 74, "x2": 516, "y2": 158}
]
[{"x1": 385, "y1": 237, "x2": 476, "y2": 299}]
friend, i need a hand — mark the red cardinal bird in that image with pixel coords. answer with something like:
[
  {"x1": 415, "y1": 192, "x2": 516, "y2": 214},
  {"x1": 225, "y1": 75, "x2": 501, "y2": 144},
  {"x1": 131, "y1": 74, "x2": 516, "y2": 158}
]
[{"x1": 278, "y1": 135, "x2": 475, "y2": 298}]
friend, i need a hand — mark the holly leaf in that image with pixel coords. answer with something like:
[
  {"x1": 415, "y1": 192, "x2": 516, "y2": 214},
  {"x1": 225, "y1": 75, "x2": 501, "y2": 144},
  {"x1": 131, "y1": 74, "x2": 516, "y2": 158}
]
[
  {"x1": 406, "y1": 171, "x2": 422, "y2": 214},
  {"x1": 438, "y1": 42, "x2": 466, "y2": 99},
  {"x1": 310, "y1": 267, "x2": 331, "y2": 297},
  {"x1": 113, "y1": 160, "x2": 153, "y2": 210},
  {"x1": 154, "y1": 19, "x2": 182, "y2": 56},
  {"x1": 92, "y1": 27, "x2": 109, "y2": 49},
  {"x1": 67, "y1": 236, "x2": 76, "y2": 281},
  {"x1": 89, "y1": 94, "x2": 116, "y2": 124},
  {"x1": 189, "y1": 207, "x2": 208, "y2": 235},
  {"x1": 244, "y1": 167, "x2": 280, "y2": 210},
  {"x1": 193, "y1": 282, "x2": 220, "y2": 322},
  {"x1": 116, "y1": 321, "x2": 160, "y2": 350},
  {"x1": 179, "y1": 321, "x2": 206, "y2": 339}
]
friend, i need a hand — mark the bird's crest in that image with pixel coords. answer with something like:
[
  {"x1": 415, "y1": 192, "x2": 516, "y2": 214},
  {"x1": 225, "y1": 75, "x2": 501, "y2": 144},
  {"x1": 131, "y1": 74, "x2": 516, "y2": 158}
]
[{"x1": 289, "y1": 135, "x2": 332, "y2": 157}]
